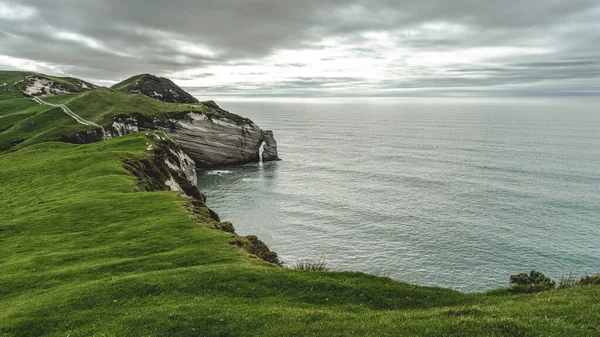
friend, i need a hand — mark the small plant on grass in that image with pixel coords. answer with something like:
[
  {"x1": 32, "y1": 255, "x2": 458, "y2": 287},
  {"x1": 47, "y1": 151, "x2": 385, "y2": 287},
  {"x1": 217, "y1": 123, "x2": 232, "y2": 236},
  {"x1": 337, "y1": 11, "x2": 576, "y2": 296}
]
[
  {"x1": 558, "y1": 271, "x2": 579, "y2": 288},
  {"x1": 509, "y1": 270, "x2": 556, "y2": 293},
  {"x1": 294, "y1": 260, "x2": 329, "y2": 271},
  {"x1": 559, "y1": 272, "x2": 600, "y2": 288},
  {"x1": 578, "y1": 273, "x2": 600, "y2": 285}
]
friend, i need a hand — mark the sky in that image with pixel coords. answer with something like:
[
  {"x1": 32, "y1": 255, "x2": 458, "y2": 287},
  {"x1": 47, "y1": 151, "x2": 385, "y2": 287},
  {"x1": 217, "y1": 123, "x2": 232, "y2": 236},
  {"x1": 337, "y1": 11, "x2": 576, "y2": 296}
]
[{"x1": 1, "y1": 0, "x2": 599, "y2": 97}]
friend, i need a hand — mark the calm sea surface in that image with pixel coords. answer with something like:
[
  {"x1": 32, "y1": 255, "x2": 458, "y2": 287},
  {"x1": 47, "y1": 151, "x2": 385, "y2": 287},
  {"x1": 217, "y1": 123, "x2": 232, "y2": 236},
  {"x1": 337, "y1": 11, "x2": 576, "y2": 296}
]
[{"x1": 196, "y1": 98, "x2": 600, "y2": 292}]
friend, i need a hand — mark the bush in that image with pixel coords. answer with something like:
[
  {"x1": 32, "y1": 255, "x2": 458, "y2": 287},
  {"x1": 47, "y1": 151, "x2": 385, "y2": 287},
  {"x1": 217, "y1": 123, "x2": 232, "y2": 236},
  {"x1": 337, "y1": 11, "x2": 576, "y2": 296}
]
[{"x1": 509, "y1": 270, "x2": 555, "y2": 293}]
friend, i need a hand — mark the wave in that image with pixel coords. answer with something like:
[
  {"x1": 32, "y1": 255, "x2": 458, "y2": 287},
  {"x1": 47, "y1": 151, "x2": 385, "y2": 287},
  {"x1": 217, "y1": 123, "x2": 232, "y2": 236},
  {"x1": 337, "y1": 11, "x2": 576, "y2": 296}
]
[{"x1": 205, "y1": 170, "x2": 233, "y2": 176}]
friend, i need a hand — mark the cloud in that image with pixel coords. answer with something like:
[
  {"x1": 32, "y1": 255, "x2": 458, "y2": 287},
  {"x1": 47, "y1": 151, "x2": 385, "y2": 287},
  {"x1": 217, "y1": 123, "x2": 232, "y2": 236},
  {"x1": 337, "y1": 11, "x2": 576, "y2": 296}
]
[
  {"x1": 0, "y1": 0, "x2": 599, "y2": 96},
  {"x1": 0, "y1": 2, "x2": 36, "y2": 21}
]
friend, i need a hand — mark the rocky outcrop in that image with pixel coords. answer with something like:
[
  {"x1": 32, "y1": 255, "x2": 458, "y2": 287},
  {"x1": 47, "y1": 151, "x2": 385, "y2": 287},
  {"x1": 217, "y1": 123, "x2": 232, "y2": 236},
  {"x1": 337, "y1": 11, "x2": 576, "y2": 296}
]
[
  {"x1": 108, "y1": 112, "x2": 279, "y2": 168},
  {"x1": 111, "y1": 74, "x2": 199, "y2": 103},
  {"x1": 19, "y1": 75, "x2": 96, "y2": 97},
  {"x1": 261, "y1": 130, "x2": 280, "y2": 163},
  {"x1": 122, "y1": 132, "x2": 202, "y2": 198}
]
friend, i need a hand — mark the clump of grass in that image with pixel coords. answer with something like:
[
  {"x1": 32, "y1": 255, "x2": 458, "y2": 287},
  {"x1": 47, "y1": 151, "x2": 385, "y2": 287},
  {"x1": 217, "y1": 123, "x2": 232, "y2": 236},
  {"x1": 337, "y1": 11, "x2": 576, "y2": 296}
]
[
  {"x1": 559, "y1": 272, "x2": 600, "y2": 288},
  {"x1": 579, "y1": 273, "x2": 600, "y2": 285},
  {"x1": 294, "y1": 260, "x2": 329, "y2": 271},
  {"x1": 559, "y1": 271, "x2": 580, "y2": 288}
]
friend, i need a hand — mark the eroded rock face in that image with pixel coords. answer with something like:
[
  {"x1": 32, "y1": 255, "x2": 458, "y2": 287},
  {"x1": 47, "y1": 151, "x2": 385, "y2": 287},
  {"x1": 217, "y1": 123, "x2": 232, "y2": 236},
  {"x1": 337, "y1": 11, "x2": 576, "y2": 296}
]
[
  {"x1": 107, "y1": 112, "x2": 279, "y2": 168},
  {"x1": 261, "y1": 130, "x2": 280, "y2": 162},
  {"x1": 20, "y1": 76, "x2": 96, "y2": 97},
  {"x1": 170, "y1": 113, "x2": 263, "y2": 167},
  {"x1": 122, "y1": 132, "x2": 220, "y2": 222}
]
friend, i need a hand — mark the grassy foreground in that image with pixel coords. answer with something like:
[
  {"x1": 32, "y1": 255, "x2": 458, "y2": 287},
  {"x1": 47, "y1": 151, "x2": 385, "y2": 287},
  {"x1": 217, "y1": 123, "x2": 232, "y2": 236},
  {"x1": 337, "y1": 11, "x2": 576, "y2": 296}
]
[{"x1": 1, "y1": 135, "x2": 599, "y2": 336}]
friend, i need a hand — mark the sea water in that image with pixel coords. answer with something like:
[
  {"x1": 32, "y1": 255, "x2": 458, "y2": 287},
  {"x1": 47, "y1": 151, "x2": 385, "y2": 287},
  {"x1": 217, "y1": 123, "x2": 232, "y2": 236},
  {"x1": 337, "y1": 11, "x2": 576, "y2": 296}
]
[{"x1": 196, "y1": 98, "x2": 600, "y2": 292}]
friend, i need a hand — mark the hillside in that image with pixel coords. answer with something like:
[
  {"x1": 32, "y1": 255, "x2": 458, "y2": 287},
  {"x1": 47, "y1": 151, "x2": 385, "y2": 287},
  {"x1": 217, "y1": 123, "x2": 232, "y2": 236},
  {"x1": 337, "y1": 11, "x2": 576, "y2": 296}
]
[
  {"x1": 0, "y1": 71, "x2": 599, "y2": 336},
  {"x1": 0, "y1": 71, "x2": 97, "y2": 100},
  {"x1": 111, "y1": 74, "x2": 199, "y2": 103}
]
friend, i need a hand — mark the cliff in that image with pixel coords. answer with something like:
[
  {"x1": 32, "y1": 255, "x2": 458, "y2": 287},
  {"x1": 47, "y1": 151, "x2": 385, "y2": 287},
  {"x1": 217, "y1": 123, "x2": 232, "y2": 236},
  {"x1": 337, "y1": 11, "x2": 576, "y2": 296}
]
[
  {"x1": 110, "y1": 74, "x2": 279, "y2": 166},
  {"x1": 106, "y1": 80, "x2": 280, "y2": 167},
  {"x1": 121, "y1": 132, "x2": 279, "y2": 263}
]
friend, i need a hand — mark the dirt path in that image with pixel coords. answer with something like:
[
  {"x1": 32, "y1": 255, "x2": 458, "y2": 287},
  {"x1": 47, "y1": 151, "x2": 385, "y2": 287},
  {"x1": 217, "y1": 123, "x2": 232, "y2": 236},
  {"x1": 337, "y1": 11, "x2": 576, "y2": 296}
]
[{"x1": 32, "y1": 96, "x2": 107, "y2": 138}]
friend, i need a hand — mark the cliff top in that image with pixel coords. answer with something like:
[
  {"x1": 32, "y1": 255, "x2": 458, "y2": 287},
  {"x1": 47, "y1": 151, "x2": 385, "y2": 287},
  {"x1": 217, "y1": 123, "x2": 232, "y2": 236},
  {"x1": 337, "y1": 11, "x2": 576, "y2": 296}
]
[{"x1": 111, "y1": 73, "x2": 199, "y2": 104}]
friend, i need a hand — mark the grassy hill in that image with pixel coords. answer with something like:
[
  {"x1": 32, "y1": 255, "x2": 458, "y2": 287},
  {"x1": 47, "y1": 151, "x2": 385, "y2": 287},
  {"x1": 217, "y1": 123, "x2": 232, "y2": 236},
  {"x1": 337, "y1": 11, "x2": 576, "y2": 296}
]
[
  {"x1": 1, "y1": 70, "x2": 599, "y2": 336},
  {"x1": 0, "y1": 71, "x2": 34, "y2": 100},
  {"x1": 0, "y1": 71, "x2": 96, "y2": 100},
  {"x1": 111, "y1": 74, "x2": 199, "y2": 103}
]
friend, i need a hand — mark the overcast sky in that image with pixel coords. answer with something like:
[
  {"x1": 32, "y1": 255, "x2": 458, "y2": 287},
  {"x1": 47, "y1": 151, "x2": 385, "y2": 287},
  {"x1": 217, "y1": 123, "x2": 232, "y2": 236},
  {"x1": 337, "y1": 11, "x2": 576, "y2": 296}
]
[{"x1": 1, "y1": 0, "x2": 599, "y2": 97}]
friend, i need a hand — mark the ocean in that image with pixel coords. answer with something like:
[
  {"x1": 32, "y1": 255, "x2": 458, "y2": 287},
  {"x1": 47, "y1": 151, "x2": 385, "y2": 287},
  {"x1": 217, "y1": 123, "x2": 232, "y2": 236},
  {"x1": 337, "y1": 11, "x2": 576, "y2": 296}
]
[{"x1": 196, "y1": 98, "x2": 600, "y2": 292}]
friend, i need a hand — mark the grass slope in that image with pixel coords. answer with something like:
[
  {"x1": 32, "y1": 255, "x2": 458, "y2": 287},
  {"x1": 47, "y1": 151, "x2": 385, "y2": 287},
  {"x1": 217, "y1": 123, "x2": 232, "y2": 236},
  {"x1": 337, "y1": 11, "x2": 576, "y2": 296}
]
[
  {"x1": 1, "y1": 134, "x2": 599, "y2": 336},
  {"x1": 110, "y1": 74, "x2": 150, "y2": 92},
  {"x1": 0, "y1": 71, "x2": 97, "y2": 100},
  {"x1": 0, "y1": 71, "x2": 31, "y2": 100}
]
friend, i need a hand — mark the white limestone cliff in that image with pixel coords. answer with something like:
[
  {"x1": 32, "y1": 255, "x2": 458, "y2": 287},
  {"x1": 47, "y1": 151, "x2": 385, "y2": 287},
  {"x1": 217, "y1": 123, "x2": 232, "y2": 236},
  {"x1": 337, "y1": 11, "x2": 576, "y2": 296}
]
[{"x1": 109, "y1": 112, "x2": 279, "y2": 168}]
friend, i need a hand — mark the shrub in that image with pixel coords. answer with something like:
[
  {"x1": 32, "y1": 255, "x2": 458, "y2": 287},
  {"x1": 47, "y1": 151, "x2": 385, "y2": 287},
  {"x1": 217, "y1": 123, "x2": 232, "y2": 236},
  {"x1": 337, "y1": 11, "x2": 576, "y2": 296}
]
[{"x1": 509, "y1": 270, "x2": 555, "y2": 293}]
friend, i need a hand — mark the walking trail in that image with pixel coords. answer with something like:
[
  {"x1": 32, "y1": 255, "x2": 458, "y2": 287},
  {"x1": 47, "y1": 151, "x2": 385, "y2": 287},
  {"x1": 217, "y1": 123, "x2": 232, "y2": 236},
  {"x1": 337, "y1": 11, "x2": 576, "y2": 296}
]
[{"x1": 32, "y1": 96, "x2": 107, "y2": 138}]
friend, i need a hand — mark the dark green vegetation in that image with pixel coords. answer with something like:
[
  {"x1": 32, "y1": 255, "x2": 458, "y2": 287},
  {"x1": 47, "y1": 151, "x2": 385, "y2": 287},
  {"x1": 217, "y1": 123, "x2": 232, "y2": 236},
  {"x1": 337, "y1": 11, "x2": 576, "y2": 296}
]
[
  {"x1": 509, "y1": 270, "x2": 557, "y2": 293},
  {"x1": 1, "y1": 70, "x2": 599, "y2": 336}
]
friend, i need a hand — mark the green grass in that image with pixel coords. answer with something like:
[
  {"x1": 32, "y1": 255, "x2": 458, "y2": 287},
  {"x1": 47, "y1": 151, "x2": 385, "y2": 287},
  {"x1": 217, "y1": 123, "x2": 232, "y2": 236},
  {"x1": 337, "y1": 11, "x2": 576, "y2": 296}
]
[
  {"x1": 43, "y1": 89, "x2": 238, "y2": 124},
  {"x1": 110, "y1": 73, "x2": 149, "y2": 92},
  {"x1": 1, "y1": 134, "x2": 599, "y2": 336},
  {"x1": 0, "y1": 71, "x2": 30, "y2": 100}
]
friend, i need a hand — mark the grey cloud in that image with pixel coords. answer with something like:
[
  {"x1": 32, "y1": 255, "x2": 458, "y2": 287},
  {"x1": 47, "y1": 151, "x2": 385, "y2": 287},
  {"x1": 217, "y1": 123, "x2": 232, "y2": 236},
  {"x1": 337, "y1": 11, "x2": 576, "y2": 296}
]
[{"x1": 0, "y1": 0, "x2": 599, "y2": 96}]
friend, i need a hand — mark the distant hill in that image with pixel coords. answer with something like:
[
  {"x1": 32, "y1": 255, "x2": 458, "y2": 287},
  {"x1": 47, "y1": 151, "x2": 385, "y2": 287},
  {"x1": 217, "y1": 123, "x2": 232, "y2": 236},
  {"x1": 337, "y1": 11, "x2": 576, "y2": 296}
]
[
  {"x1": 111, "y1": 74, "x2": 199, "y2": 103},
  {"x1": 0, "y1": 71, "x2": 97, "y2": 100}
]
